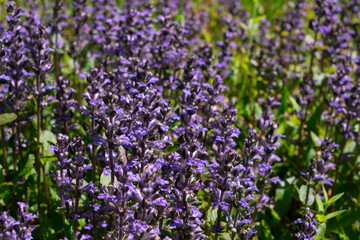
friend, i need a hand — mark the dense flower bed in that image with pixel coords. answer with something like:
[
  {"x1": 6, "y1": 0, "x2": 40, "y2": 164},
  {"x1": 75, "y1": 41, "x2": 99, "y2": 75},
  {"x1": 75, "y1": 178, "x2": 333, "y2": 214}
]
[{"x1": 0, "y1": 0, "x2": 359, "y2": 239}]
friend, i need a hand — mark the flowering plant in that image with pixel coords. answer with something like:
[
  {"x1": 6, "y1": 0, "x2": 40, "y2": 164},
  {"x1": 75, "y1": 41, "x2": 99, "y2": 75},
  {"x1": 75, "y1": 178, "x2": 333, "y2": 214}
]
[{"x1": 0, "y1": 0, "x2": 359, "y2": 239}]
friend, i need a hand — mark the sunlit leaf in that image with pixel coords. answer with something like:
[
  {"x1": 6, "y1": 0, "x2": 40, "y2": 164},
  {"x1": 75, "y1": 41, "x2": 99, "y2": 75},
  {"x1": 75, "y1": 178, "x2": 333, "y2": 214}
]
[
  {"x1": 314, "y1": 223, "x2": 326, "y2": 240},
  {"x1": 0, "y1": 113, "x2": 17, "y2": 126},
  {"x1": 325, "y1": 210, "x2": 346, "y2": 220}
]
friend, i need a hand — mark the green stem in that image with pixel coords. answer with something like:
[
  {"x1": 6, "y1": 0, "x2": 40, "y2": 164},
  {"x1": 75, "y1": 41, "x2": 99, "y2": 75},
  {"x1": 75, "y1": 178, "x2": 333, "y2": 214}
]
[
  {"x1": 42, "y1": 164, "x2": 51, "y2": 214},
  {"x1": 349, "y1": 127, "x2": 359, "y2": 181},
  {"x1": 72, "y1": 165, "x2": 80, "y2": 240},
  {"x1": 231, "y1": 207, "x2": 241, "y2": 240},
  {"x1": 305, "y1": 182, "x2": 311, "y2": 207},
  {"x1": 214, "y1": 190, "x2": 225, "y2": 240},
  {"x1": 36, "y1": 95, "x2": 42, "y2": 212},
  {"x1": 252, "y1": 178, "x2": 266, "y2": 220},
  {"x1": 295, "y1": 18, "x2": 320, "y2": 169},
  {"x1": 1, "y1": 126, "x2": 17, "y2": 205},
  {"x1": 35, "y1": 46, "x2": 50, "y2": 214},
  {"x1": 1, "y1": 126, "x2": 9, "y2": 175},
  {"x1": 296, "y1": 114, "x2": 307, "y2": 170},
  {"x1": 332, "y1": 118, "x2": 351, "y2": 194}
]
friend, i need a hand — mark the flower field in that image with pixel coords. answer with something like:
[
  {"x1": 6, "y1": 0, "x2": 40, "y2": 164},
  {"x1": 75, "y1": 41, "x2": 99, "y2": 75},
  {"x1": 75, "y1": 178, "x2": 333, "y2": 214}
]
[{"x1": 0, "y1": 0, "x2": 359, "y2": 239}]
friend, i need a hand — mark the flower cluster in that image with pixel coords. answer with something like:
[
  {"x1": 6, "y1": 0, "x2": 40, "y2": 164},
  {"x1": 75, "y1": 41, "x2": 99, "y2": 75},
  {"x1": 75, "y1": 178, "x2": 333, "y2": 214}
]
[
  {"x1": 0, "y1": 203, "x2": 37, "y2": 240},
  {"x1": 292, "y1": 210, "x2": 319, "y2": 240},
  {"x1": 0, "y1": 0, "x2": 360, "y2": 239}
]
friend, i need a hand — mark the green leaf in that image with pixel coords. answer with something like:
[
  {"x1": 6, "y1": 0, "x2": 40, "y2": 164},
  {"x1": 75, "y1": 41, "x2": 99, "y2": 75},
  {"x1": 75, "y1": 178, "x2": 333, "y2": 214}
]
[
  {"x1": 260, "y1": 219, "x2": 275, "y2": 240},
  {"x1": 175, "y1": 3, "x2": 185, "y2": 27},
  {"x1": 0, "y1": 181, "x2": 13, "y2": 186},
  {"x1": 314, "y1": 223, "x2": 326, "y2": 240},
  {"x1": 208, "y1": 206, "x2": 218, "y2": 224},
  {"x1": 314, "y1": 45, "x2": 329, "y2": 50},
  {"x1": 338, "y1": 232, "x2": 349, "y2": 240},
  {"x1": 0, "y1": 113, "x2": 17, "y2": 126},
  {"x1": 334, "y1": 208, "x2": 360, "y2": 229},
  {"x1": 40, "y1": 130, "x2": 57, "y2": 158},
  {"x1": 322, "y1": 185, "x2": 328, "y2": 204},
  {"x1": 288, "y1": 115, "x2": 301, "y2": 129},
  {"x1": 280, "y1": 86, "x2": 290, "y2": 114},
  {"x1": 239, "y1": 22, "x2": 248, "y2": 30},
  {"x1": 80, "y1": 44, "x2": 91, "y2": 58},
  {"x1": 344, "y1": 140, "x2": 356, "y2": 154},
  {"x1": 286, "y1": 176, "x2": 297, "y2": 185},
  {"x1": 293, "y1": 184, "x2": 300, "y2": 202},
  {"x1": 306, "y1": 148, "x2": 316, "y2": 162},
  {"x1": 289, "y1": 96, "x2": 300, "y2": 113},
  {"x1": 275, "y1": 181, "x2": 292, "y2": 217},
  {"x1": 100, "y1": 172, "x2": 111, "y2": 187},
  {"x1": 18, "y1": 154, "x2": 35, "y2": 177},
  {"x1": 254, "y1": 15, "x2": 264, "y2": 24},
  {"x1": 100, "y1": 172, "x2": 117, "y2": 187},
  {"x1": 219, "y1": 233, "x2": 231, "y2": 240},
  {"x1": 299, "y1": 185, "x2": 314, "y2": 206},
  {"x1": 316, "y1": 214, "x2": 326, "y2": 223},
  {"x1": 325, "y1": 210, "x2": 346, "y2": 220},
  {"x1": 269, "y1": 208, "x2": 281, "y2": 222},
  {"x1": 316, "y1": 195, "x2": 324, "y2": 214},
  {"x1": 328, "y1": 192, "x2": 344, "y2": 206},
  {"x1": 247, "y1": 19, "x2": 258, "y2": 37},
  {"x1": 40, "y1": 130, "x2": 57, "y2": 144},
  {"x1": 310, "y1": 131, "x2": 321, "y2": 147},
  {"x1": 119, "y1": 145, "x2": 126, "y2": 155},
  {"x1": 313, "y1": 73, "x2": 325, "y2": 86},
  {"x1": 40, "y1": 156, "x2": 57, "y2": 165}
]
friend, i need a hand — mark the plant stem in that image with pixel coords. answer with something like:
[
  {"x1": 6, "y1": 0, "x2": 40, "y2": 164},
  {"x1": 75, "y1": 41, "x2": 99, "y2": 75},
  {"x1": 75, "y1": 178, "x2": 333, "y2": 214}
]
[
  {"x1": 1, "y1": 126, "x2": 9, "y2": 175},
  {"x1": 308, "y1": 14, "x2": 321, "y2": 77},
  {"x1": 36, "y1": 94, "x2": 42, "y2": 212},
  {"x1": 60, "y1": 159, "x2": 64, "y2": 207},
  {"x1": 109, "y1": 139, "x2": 115, "y2": 188},
  {"x1": 296, "y1": 118, "x2": 305, "y2": 169},
  {"x1": 15, "y1": 125, "x2": 23, "y2": 170},
  {"x1": 108, "y1": 105, "x2": 115, "y2": 189},
  {"x1": 226, "y1": 203, "x2": 233, "y2": 232},
  {"x1": 214, "y1": 190, "x2": 225, "y2": 240},
  {"x1": 231, "y1": 206, "x2": 241, "y2": 240},
  {"x1": 332, "y1": 118, "x2": 351, "y2": 194},
  {"x1": 35, "y1": 41, "x2": 51, "y2": 214},
  {"x1": 1, "y1": 125, "x2": 17, "y2": 204},
  {"x1": 305, "y1": 182, "x2": 311, "y2": 207},
  {"x1": 54, "y1": 50, "x2": 60, "y2": 80},
  {"x1": 349, "y1": 127, "x2": 359, "y2": 181},
  {"x1": 296, "y1": 19, "x2": 319, "y2": 169},
  {"x1": 42, "y1": 164, "x2": 51, "y2": 214},
  {"x1": 91, "y1": 110, "x2": 96, "y2": 183},
  {"x1": 252, "y1": 178, "x2": 266, "y2": 220},
  {"x1": 73, "y1": 165, "x2": 80, "y2": 240}
]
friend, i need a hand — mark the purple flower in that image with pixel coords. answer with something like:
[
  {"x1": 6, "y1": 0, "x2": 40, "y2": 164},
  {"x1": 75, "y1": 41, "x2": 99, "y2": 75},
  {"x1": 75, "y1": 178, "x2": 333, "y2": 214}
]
[
  {"x1": 292, "y1": 210, "x2": 319, "y2": 240},
  {"x1": 0, "y1": 202, "x2": 37, "y2": 240}
]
